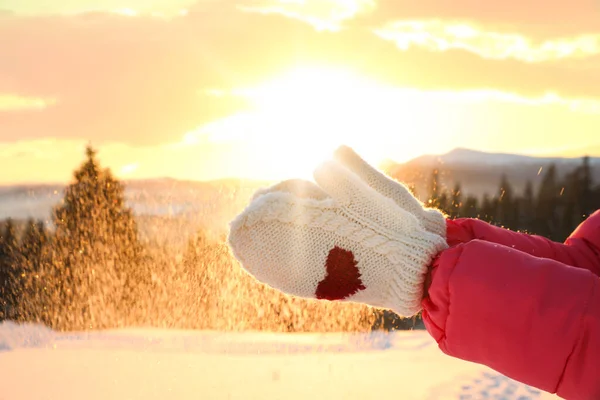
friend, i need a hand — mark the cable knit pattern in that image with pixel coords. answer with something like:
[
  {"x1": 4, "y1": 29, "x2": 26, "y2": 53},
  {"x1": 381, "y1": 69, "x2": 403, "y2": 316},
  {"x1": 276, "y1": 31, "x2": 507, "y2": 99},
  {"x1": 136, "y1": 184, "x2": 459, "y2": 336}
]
[
  {"x1": 228, "y1": 159, "x2": 448, "y2": 317},
  {"x1": 334, "y1": 145, "x2": 447, "y2": 237}
]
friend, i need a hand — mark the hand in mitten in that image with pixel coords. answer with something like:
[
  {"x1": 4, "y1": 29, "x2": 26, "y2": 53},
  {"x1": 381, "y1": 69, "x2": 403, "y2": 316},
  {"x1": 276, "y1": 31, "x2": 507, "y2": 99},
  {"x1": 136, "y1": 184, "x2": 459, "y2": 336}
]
[
  {"x1": 228, "y1": 160, "x2": 448, "y2": 317},
  {"x1": 333, "y1": 146, "x2": 447, "y2": 237}
]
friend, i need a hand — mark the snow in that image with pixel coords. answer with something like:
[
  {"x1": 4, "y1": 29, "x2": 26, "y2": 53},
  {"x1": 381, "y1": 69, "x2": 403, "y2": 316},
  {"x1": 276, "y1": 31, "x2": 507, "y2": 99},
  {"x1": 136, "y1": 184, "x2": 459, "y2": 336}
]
[{"x1": 0, "y1": 322, "x2": 559, "y2": 400}]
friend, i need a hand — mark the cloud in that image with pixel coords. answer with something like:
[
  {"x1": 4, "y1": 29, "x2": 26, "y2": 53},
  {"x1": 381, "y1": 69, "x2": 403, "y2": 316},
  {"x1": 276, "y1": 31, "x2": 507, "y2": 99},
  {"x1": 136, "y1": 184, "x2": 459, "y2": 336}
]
[
  {"x1": 0, "y1": 6, "x2": 259, "y2": 144},
  {"x1": 2, "y1": 85, "x2": 600, "y2": 184},
  {"x1": 0, "y1": 139, "x2": 82, "y2": 164},
  {"x1": 0, "y1": 137, "x2": 269, "y2": 184},
  {"x1": 240, "y1": 0, "x2": 374, "y2": 31},
  {"x1": 343, "y1": 42, "x2": 600, "y2": 98},
  {"x1": 0, "y1": 94, "x2": 57, "y2": 111},
  {"x1": 120, "y1": 162, "x2": 140, "y2": 176},
  {"x1": 112, "y1": 8, "x2": 139, "y2": 17},
  {"x1": 351, "y1": 0, "x2": 600, "y2": 40},
  {"x1": 1, "y1": 0, "x2": 194, "y2": 15},
  {"x1": 376, "y1": 21, "x2": 600, "y2": 62},
  {"x1": 1, "y1": 1, "x2": 600, "y2": 148}
]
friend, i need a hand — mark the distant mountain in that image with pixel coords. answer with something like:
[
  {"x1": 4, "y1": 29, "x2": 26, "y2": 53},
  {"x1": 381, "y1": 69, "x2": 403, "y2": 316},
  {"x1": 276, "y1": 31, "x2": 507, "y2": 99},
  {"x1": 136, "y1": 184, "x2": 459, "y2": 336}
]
[
  {"x1": 0, "y1": 178, "x2": 272, "y2": 243},
  {"x1": 388, "y1": 148, "x2": 600, "y2": 200},
  {"x1": 1, "y1": 147, "x2": 599, "y2": 234},
  {"x1": 407, "y1": 148, "x2": 600, "y2": 167}
]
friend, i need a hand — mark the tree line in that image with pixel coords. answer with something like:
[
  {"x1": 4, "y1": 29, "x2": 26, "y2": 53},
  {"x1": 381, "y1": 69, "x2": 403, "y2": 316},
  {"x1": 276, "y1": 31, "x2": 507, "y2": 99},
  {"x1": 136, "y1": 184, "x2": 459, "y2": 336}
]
[
  {"x1": 375, "y1": 156, "x2": 600, "y2": 330},
  {"x1": 424, "y1": 156, "x2": 599, "y2": 241},
  {"x1": 0, "y1": 148, "x2": 598, "y2": 332},
  {"x1": 0, "y1": 147, "x2": 148, "y2": 328},
  {"x1": 0, "y1": 147, "x2": 375, "y2": 331}
]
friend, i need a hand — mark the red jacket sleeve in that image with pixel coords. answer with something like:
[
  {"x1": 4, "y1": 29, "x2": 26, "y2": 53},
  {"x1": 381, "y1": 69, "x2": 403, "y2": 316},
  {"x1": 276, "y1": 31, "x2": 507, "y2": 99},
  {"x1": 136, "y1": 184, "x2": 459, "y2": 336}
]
[
  {"x1": 447, "y1": 210, "x2": 600, "y2": 276},
  {"x1": 422, "y1": 240, "x2": 600, "y2": 399}
]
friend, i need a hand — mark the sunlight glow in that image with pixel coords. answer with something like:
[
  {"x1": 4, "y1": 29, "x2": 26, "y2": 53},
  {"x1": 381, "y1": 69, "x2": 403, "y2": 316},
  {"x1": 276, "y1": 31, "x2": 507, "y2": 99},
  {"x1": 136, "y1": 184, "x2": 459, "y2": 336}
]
[
  {"x1": 181, "y1": 65, "x2": 600, "y2": 181},
  {"x1": 119, "y1": 163, "x2": 139, "y2": 176},
  {"x1": 114, "y1": 8, "x2": 138, "y2": 17},
  {"x1": 189, "y1": 65, "x2": 438, "y2": 179}
]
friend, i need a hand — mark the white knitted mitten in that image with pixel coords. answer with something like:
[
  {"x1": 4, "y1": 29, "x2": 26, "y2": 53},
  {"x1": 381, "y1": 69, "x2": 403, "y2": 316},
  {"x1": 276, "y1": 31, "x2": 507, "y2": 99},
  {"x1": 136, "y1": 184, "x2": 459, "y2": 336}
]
[
  {"x1": 228, "y1": 160, "x2": 448, "y2": 317},
  {"x1": 250, "y1": 179, "x2": 330, "y2": 202},
  {"x1": 333, "y1": 146, "x2": 447, "y2": 237}
]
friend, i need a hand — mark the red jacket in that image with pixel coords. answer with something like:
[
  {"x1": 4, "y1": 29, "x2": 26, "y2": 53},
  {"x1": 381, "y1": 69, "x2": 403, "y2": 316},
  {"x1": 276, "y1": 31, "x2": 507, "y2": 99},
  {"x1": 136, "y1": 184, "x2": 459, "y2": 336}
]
[{"x1": 422, "y1": 210, "x2": 600, "y2": 399}]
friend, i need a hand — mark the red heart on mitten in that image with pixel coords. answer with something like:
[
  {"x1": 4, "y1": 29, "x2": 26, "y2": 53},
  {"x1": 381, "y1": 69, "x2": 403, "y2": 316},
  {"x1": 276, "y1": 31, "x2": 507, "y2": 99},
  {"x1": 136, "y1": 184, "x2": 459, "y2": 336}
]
[{"x1": 316, "y1": 246, "x2": 366, "y2": 300}]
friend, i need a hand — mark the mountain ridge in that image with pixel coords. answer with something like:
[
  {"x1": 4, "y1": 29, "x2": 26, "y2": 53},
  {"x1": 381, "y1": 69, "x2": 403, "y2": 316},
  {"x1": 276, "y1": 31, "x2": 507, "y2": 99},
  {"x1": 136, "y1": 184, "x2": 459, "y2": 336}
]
[
  {"x1": 404, "y1": 147, "x2": 600, "y2": 167},
  {"x1": 1, "y1": 148, "x2": 599, "y2": 223},
  {"x1": 387, "y1": 147, "x2": 600, "y2": 200}
]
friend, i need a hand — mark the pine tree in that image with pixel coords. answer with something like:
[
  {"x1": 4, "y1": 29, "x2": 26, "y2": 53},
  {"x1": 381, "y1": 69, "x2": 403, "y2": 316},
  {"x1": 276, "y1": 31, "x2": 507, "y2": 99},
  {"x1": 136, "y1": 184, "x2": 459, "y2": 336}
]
[
  {"x1": 0, "y1": 219, "x2": 19, "y2": 320},
  {"x1": 0, "y1": 223, "x2": 9, "y2": 320},
  {"x1": 496, "y1": 174, "x2": 518, "y2": 229},
  {"x1": 450, "y1": 183, "x2": 462, "y2": 219},
  {"x1": 559, "y1": 168, "x2": 582, "y2": 240},
  {"x1": 481, "y1": 194, "x2": 496, "y2": 223},
  {"x1": 519, "y1": 180, "x2": 536, "y2": 232},
  {"x1": 53, "y1": 147, "x2": 139, "y2": 257},
  {"x1": 438, "y1": 191, "x2": 449, "y2": 214},
  {"x1": 20, "y1": 219, "x2": 47, "y2": 269},
  {"x1": 12, "y1": 219, "x2": 51, "y2": 323},
  {"x1": 594, "y1": 185, "x2": 600, "y2": 211},
  {"x1": 179, "y1": 231, "x2": 223, "y2": 328},
  {"x1": 460, "y1": 195, "x2": 479, "y2": 219},
  {"x1": 536, "y1": 164, "x2": 559, "y2": 239},
  {"x1": 51, "y1": 145, "x2": 147, "y2": 329},
  {"x1": 580, "y1": 156, "x2": 594, "y2": 219},
  {"x1": 428, "y1": 170, "x2": 441, "y2": 208}
]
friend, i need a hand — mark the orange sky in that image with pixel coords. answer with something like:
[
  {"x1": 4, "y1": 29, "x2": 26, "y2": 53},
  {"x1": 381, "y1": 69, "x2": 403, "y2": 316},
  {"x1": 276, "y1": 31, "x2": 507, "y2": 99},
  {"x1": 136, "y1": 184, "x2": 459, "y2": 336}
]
[{"x1": 1, "y1": 0, "x2": 600, "y2": 184}]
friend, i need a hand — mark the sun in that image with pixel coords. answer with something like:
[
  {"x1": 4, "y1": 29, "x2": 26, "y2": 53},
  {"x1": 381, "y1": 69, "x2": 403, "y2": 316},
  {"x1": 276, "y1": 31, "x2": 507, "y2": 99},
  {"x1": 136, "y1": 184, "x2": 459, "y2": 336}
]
[{"x1": 198, "y1": 64, "x2": 427, "y2": 180}]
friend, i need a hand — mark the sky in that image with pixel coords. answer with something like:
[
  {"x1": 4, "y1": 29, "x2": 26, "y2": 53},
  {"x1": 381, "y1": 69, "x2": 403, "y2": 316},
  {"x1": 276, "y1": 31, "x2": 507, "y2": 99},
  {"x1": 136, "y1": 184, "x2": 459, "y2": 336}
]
[{"x1": 1, "y1": 0, "x2": 600, "y2": 184}]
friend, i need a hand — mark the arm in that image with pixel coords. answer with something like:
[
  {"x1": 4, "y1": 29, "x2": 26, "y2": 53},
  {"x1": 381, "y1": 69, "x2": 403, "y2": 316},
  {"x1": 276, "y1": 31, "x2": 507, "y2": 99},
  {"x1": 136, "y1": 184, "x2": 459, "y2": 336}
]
[
  {"x1": 447, "y1": 210, "x2": 600, "y2": 276},
  {"x1": 422, "y1": 240, "x2": 600, "y2": 400}
]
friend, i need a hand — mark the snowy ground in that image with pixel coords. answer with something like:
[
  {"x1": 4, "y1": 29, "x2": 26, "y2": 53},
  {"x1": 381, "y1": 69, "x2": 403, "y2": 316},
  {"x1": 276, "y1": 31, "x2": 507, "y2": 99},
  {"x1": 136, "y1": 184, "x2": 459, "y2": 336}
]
[{"x1": 0, "y1": 322, "x2": 558, "y2": 400}]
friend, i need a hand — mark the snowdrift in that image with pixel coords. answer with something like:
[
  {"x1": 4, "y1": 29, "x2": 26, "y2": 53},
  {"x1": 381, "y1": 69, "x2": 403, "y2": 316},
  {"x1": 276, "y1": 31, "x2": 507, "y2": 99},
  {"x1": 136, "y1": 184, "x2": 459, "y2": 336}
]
[{"x1": 0, "y1": 322, "x2": 558, "y2": 399}]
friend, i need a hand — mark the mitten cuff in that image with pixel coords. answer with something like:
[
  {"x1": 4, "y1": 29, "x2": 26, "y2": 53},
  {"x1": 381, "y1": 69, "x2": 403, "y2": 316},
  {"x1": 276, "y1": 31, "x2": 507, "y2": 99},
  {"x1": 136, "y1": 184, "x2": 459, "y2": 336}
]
[
  {"x1": 386, "y1": 230, "x2": 448, "y2": 317},
  {"x1": 419, "y1": 208, "x2": 447, "y2": 239}
]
